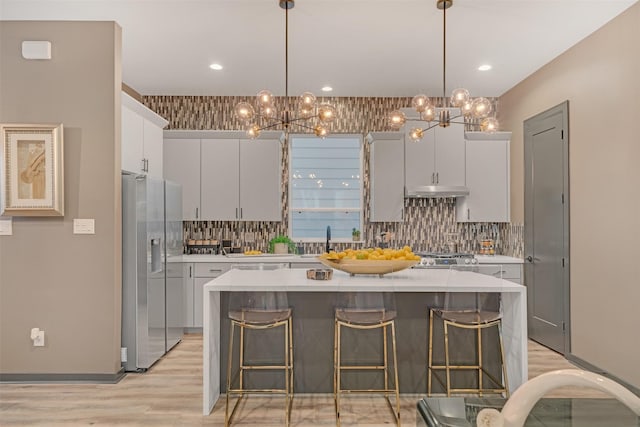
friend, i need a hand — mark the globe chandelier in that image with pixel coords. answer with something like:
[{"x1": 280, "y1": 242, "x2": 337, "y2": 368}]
[
  {"x1": 234, "y1": 0, "x2": 337, "y2": 139},
  {"x1": 388, "y1": 0, "x2": 499, "y2": 141}
]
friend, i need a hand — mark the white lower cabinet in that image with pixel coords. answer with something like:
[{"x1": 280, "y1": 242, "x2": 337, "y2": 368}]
[
  {"x1": 183, "y1": 262, "x2": 230, "y2": 329},
  {"x1": 477, "y1": 263, "x2": 522, "y2": 284}
]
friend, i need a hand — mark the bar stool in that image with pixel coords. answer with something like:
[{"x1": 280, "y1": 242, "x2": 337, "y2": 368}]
[
  {"x1": 334, "y1": 292, "x2": 400, "y2": 427},
  {"x1": 225, "y1": 263, "x2": 293, "y2": 427},
  {"x1": 427, "y1": 284, "x2": 509, "y2": 398}
]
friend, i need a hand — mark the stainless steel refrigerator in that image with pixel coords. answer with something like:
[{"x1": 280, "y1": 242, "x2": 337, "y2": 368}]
[{"x1": 122, "y1": 174, "x2": 183, "y2": 372}]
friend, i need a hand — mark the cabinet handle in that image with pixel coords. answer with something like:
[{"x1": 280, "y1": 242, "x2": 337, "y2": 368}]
[
  {"x1": 492, "y1": 270, "x2": 507, "y2": 276},
  {"x1": 209, "y1": 269, "x2": 223, "y2": 272},
  {"x1": 467, "y1": 209, "x2": 470, "y2": 220},
  {"x1": 146, "y1": 159, "x2": 149, "y2": 172},
  {"x1": 236, "y1": 207, "x2": 238, "y2": 219},
  {"x1": 189, "y1": 265, "x2": 192, "y2": 278},
  {"x1": 141, "y1": 159, "x2": 146, "y2": 172},
  {"x1": 195, "y1": 207, "x2": 199, "y2": 219},
  {"x1": 240, "y1": 207, "x2": 243, "y2": 219},
  {"x1": 436, "y1": 172, "x2": 439, "y2": 184},
  {"x1": 431, "y1": 172, "x2": 435, "y2": 184}
]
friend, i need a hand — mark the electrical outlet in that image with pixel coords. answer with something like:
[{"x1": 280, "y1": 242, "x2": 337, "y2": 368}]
[{"x1": 33, "y1": 330, "x2": 45, "y2": 347}]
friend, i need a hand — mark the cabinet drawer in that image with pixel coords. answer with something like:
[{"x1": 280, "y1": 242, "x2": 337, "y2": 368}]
[
  {"x1": 194, "y1": 263, "x2": 229, "y2": 278},
  {"x1": 477, "y1": 264, "x2": 521, "y2": 280}
]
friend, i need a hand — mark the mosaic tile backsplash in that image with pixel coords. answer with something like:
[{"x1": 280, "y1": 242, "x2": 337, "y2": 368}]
[{"x1": 144, "y1": 95, "x2": 523, "y2": 258}]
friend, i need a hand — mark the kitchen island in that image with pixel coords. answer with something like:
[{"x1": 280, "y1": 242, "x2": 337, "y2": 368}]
[{"x1": 202, "y1": 267, "x2": 527, "y2": 415}]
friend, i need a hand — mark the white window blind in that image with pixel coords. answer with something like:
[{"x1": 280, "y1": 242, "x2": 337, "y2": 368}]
[{"x1": 289, "y1": 135, "x2": 362, "y2": 240}]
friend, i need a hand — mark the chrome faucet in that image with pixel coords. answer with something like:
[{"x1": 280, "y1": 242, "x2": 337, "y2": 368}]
[{"x1": 326, "y1": 225, "x2": 332, "y2": 253}]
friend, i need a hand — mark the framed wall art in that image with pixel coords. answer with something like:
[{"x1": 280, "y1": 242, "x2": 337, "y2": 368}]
[{"x1": 1, "y1": 123, "x2": 64, "y2": 216}]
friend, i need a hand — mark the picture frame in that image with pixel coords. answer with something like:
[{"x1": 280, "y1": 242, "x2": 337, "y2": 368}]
[{"x1": 1, "y1": 123, "x2": 64, "y2": 216}]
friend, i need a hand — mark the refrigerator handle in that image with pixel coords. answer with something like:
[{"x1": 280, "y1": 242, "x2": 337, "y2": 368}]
[{"x1": 151, "y1": 238, "x2": 162, "y2": 273}]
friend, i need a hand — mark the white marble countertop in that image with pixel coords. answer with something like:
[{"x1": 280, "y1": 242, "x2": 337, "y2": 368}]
[
  {"x1": 178, "y1": 253, "x2": 524, "y2": 264},
  {"x1": 203, "y1": 267, "x2": 524, "y2": 293}
]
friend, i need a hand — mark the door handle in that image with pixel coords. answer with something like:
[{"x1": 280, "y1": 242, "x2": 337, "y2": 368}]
[{"x1": 526, "y1": 255, "x2": 533, "y2": 262}]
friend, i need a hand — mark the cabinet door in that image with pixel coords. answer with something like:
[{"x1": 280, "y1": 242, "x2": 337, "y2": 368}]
[
  {"x1": 370, "y1": 136, "x2": 404, "y2": 222},
  {"x1": 121, "y1": 105, "x2": 144, "y2": 174},
  {"x1": 405, "y1": 122, "x2": 435, "y2": 190},
  {"x1": 143, "y1": 118, "x2": 164, "y2": 178},
  {"x1": 164, "y1": 138, "x2": 201, "y2": 220},
  {"x1": 201, "y1": 139, "x2": 240, "y2": 220},
  {"x1": 433, "y1": 124, "x2": 465, "y2": 186},
  {"x1": 239, "y1": 139, "x2": 281, "y2": 221},
  {"x1": 457, "y1": 138, "x2": 510, "y2": 222},
  {"x1": 183, "y1": 263, "x2": 194, "y2": 328}
]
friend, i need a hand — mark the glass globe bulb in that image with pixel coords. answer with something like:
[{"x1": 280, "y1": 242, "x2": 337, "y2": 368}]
[
  {"x1": 256, "y1": 90, "x2": 273, "y2": 106},
  {"x1": 421, "y1": 107, "x2": 436, "y2": 122},
  {"x1": 234, "y1": 102, "x2": 255, "y2": 122},
  {"x1": 450, "y1": 88, "x2": 470, "y2": 107},
  {"x1": 471, "y1": 97, "x2": 493, "y2": 119},
  {"x1": 246, "y1": 124, "x2": 261, "y2": 139},
  {"x1": 409, "y1": 128, "x2": 424, "y2": 142},
  {"x1": 318, "y1": 103, "x2": 337, "y2": 123},
  {"x1": 480, "y1": 117, "x2": 499, "y2": 133},
  {"x1": 298, "y1": 105, "x2": 314, "y2": 118},
  {"x1": 261, "y1": 104, "x2": 278, "y2": 119},
  {"x1": 388, "y1": 110, "x2": 406, "y2": 129},
  {"x1": 460, "y1": 99, "x2": 474, "y2": 116},
  {"x1": 314, "y1": 125, "x2": 328, "y2": 138},
  {"x1": 299, "y1": 92, "x2": 317, "y2": 109},
  {"x1": 411, "y1": 94, "x2": 431, "y2": 113}
]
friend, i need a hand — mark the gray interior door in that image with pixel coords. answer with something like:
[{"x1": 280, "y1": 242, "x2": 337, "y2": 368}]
[{"x1": 524, "y1": 101, "x2": 570, "y2": 354}]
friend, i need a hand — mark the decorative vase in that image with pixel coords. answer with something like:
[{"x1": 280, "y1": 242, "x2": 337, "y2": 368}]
[{"x1": 273, "y1": 242, "x2": 288, "y2": 254}]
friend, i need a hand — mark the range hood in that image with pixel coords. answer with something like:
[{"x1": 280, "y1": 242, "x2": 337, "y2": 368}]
[{"x1": 405, "y1": 185, "x2": 469, "y2": 198}]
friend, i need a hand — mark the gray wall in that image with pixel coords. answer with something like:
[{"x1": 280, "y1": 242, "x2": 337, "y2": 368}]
[
  {"x1": 499, "y1": 3, "x2": 640, "y2": 388},
  {"x1": 0, "y1": 21, "x2": 123, "y2": 376}
]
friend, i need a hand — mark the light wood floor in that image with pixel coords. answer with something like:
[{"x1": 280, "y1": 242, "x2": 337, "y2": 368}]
[{"x1": 0, "y1": 334, "x2": 610, "y2": 426}]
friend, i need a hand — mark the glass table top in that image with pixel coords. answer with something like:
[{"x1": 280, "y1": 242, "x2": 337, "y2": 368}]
[{"x1": 417, "y1": 397, "x2": 640, "y2": 427}]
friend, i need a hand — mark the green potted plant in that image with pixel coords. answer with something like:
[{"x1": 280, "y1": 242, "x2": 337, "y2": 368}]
[
  {"x1": 352, "y1": 228, "x2": 361, "y2": 241},
  {"x1": 268, "y1": 235, "x2": 298, "y2": 254}
]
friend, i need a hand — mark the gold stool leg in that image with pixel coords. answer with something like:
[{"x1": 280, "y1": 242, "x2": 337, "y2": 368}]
[
  {"x1": 383, "y1": 324, "x2": 389, "y2": 395},
  {"x1": 477, "y1": 325, "x2": 483, "y2": 397},
  {"x1": 225, "y1": 321, "x2": 235, "y2": 427},
  {"x1": 284, "y1": 318, "x2": 290, "y2": 427},
  {"x1": 497, "y1": 320, "x2": 510, "y2": 397},
  {"x1": 288, "y1": 316, "x2": 294, "y2": 420},
  {"x1": 239, "y1": 323, "x2": 245, "y2": 391},
  {"x1": 390, "y1": 320, "x2": 401, "y2": 427},
  {"x1": 444, "y1": 320, "x2": 451, "y2": 397},
  {"x1": 335, "y1": 319, "x2": 342, "y2": 427},
  {"x1": 428, "y1": 309, "x2": 435, "y2": 396}
]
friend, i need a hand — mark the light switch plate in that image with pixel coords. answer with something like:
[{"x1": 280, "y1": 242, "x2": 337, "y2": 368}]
[
  {"x1": 73, "y1": 219, "x2": 95, "y2": 234},
  {"x1": 0, "y1": 217, "x2": 12, "y2": 236}
]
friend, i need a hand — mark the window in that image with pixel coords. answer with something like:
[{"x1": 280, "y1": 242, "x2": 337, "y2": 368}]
[{"x1": 289, "y1": 135, "x2": 362, "y2": 241}]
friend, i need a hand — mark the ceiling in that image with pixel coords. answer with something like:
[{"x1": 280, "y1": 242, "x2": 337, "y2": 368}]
[{"x1": 1, "y1": 0, "x2": 637, "y2": 97}]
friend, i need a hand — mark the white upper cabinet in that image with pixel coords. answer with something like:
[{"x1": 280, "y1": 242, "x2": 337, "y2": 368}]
[
  {"x1": 163, "y1": 131, "x2": 282, "y2": 221},
  {"x1": 121, "y1": 92, "x2": 168, "y2": 178},
  {"x1": 404, "y1": 116, "x2": 465, "y2": 191},
  {"x1": 456, "y1": 132, "x2": 511, "y2": 222},
  {"x1": 368, "y1": 132, "x2": 404, "y2": 222},
  {"x1": 239, "y1": 139, "x2": 281, "y2": 221},
  {"x1": 201, "y1": 139, "x2": 240, "y2": 220},
  {"x1": 163, "y1": 138, "x2": 201, "y2": 220}
]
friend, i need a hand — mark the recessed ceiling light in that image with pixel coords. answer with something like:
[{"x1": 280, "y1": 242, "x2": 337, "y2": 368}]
[
  {"x1": 209, "y1": 63, "x2": 223, "y2": 71},
  {"x1": 478, "y1": 64, "x2": 492, "y2": 71},
  {"x1": 321, "y1": 86, "x2": 333, "y2": 92}
]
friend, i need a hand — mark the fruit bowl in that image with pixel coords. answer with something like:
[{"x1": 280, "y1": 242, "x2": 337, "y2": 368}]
[{"x1": 317, "y1": 257, "x2": 418, "y2": 276}]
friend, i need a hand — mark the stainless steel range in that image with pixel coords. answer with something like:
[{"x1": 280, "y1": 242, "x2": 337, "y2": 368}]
[{"x1": 414, "y1": 252, "x2": 478, "y2": 269}]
